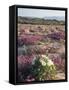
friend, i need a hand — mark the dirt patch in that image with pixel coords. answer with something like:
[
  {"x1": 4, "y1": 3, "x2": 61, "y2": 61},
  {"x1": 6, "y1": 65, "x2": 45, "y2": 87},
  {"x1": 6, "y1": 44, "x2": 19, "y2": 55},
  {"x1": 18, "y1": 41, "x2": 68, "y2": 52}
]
[{"x1": 55, "y1": 72, "x2": 65, "y2": 80}]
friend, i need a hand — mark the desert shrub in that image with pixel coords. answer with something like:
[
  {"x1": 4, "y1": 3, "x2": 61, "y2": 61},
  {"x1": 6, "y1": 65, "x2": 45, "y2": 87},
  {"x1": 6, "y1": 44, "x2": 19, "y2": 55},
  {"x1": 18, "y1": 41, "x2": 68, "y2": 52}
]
[
  {"x1": 18, "y1": 55, "x2": 36, "y2": 82},
  {"x1": 31, "y1": 55, "x2": 56, "y2": 80},
  {"x1": 47, "y1": 32, "x2": 64, "y2": 40}
]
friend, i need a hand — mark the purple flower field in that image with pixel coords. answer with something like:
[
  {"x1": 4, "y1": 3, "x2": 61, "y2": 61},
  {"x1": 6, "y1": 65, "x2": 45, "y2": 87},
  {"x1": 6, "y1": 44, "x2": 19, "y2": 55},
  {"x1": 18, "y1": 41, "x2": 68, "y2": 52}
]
[{"x1": 17, "y1": 21, "x2": 65, "y2": 82}]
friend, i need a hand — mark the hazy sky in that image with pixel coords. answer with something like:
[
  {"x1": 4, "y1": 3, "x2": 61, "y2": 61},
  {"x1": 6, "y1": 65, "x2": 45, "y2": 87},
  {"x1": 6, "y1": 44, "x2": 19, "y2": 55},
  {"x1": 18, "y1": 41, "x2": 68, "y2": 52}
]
[{"x1": 18, "y1": 8, "x2": 65, "y2": 18}]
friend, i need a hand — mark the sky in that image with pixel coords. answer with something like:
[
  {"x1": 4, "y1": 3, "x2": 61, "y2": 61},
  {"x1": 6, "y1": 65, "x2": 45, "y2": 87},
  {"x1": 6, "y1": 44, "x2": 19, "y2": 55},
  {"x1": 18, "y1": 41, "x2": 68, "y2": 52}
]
[{"x1": 18, "y1": 8, "x2": 65, "y2": 18}]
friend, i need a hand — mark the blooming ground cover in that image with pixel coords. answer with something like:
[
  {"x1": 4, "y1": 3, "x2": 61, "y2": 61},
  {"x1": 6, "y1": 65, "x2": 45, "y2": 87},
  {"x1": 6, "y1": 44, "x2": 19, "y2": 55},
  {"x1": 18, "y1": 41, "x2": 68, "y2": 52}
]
[{"x1": 18, "y1": 23, "x2": 65, "y2": 82}]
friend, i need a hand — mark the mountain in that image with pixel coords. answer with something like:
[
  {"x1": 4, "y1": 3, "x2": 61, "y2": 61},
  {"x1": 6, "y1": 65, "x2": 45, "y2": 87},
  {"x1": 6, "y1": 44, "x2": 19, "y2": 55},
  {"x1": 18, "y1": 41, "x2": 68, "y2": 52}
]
[{"x1": 44, "y1": 16, "x2": 65, "y2": 21}]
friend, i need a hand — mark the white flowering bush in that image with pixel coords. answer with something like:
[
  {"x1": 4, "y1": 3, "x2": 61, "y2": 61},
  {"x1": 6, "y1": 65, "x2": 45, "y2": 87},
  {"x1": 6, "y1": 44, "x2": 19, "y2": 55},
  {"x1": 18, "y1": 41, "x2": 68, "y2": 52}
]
[{"x1": 32, "y1": 55, "x2": 56, "y2": 81}]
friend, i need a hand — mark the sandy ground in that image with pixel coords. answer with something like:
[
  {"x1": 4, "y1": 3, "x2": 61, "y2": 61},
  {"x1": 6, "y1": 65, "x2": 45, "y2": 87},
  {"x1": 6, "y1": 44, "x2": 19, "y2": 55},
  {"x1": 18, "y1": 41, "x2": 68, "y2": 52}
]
[{"x1": 55, "y1": 72, "x2": 65, "y2": 80}]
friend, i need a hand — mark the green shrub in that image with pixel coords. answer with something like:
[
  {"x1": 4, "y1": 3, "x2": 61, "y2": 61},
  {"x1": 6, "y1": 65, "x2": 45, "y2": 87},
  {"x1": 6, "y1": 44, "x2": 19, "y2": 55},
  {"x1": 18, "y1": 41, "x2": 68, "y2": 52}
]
[{"x1": 31, "y1": 55, "x2": 56, "y2": 81}]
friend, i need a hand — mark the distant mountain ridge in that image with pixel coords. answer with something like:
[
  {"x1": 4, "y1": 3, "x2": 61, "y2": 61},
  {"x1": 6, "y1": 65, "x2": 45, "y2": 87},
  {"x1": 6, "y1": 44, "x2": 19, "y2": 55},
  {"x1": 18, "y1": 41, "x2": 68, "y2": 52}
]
[
  {"x1": 18, "y1": 16, "x2": 65, "y2": 21},
  {"x1": 44, "y1": 16, "x2": 65, "y2": 21},
  {"x1": 18, "y1": 16, "x2": 65, "y2": 25}
]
